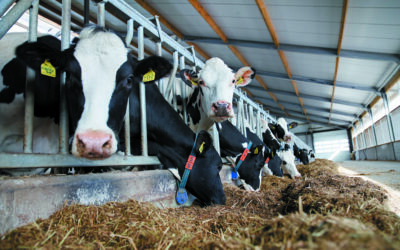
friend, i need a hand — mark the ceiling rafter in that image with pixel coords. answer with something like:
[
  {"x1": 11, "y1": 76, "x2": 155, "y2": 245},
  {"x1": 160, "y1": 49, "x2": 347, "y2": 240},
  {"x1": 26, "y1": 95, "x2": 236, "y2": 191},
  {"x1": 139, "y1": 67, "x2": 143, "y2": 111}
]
[
  {"x1": 186, "y1": 0, "x2": 286, "y2": 114},
  {"x1": 329, "y1": 0, "x2": 349, "y2": 122},
  {"x1": 255, "y1": 0, "x2": 308, "y2": 121}
]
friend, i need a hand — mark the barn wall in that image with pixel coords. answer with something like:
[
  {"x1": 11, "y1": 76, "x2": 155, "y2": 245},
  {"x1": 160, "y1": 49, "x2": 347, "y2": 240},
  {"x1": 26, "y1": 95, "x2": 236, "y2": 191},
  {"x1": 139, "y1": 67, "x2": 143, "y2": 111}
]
[{"x1": 355, "y1": 140, "x2": 400, "y2": 161}]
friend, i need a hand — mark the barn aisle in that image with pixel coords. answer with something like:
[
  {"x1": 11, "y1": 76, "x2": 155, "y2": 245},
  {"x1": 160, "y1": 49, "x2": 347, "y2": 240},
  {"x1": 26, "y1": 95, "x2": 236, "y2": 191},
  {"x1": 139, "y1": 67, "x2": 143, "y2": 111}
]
[{"x1": 338, "y1": 161, "x2": 400, "y2": 216}]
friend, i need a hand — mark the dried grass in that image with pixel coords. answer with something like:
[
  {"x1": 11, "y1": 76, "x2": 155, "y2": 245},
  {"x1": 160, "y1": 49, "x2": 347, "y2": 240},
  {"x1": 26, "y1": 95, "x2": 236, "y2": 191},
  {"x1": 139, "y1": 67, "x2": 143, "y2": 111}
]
[{"x1": 1, "y1": 159, "x2": 400, "y2": 249}]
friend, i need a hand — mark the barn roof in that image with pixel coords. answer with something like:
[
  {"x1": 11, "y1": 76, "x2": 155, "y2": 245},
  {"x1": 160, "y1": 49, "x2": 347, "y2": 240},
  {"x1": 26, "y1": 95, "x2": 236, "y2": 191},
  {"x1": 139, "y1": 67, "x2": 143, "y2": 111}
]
[{"x1": 21, "y1": 0, "x2": 400, "y2": 131}]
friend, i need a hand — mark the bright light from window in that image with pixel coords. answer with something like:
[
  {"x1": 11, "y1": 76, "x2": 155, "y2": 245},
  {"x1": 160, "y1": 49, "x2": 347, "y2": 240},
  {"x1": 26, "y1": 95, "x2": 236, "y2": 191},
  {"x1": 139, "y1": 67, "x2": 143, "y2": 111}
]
[{"x1": 315, "y1": 139, "x2": 349, "y2": 154}]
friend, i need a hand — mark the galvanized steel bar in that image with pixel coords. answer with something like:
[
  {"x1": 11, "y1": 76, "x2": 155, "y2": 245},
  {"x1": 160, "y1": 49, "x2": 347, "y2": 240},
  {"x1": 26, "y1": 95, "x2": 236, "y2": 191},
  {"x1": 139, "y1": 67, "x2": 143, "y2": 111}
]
[
  {"x1": 256, "y1": 109, "x2": 261, "y2": 137},
  {"x1": 155, "y1": 42, "x2": 163, "y2": 90},
  {"x1": 179, "y1": 56, "x2": 188, "y2": 124},
  {"x1": 0, "y1": 0, "x2": 35, "y2": 40},
  {"x1": 107, "y1": 0, "x2": 204, "y2": 68},
  {"x1": 213, "y1": 123, "x2": 220, "y2": 155},
  {"x1": 138, "y1": 26, "x2": 148, "y2": 156},
  {"x1": 59, "y1": 0, "x2": 71, "y2": 154},
  {"x1": 0, "y1": 153, "x2": 161, "y2": 168},
  {"x1": 367, "y1": 107, "x2": 377, "y2": 147},
  {"x1": 23, "y1": 0, "x2": 39, "y2": 153},
  {"x1": 248, "y1": 105, "x2": 254, "y2": 131},
  {"x1": 97, "y1": 1, "x2": 105, "y2": 27},
  {"x1": 0, "y1": 0, "x2": 15, "y2": 17},
  {"x1": 381, "y1": 92, "x2": 395, "y2": 143},
  {"x1": 164, "y1": 51, "x2": 179, "y2": 102},
  {"x1": 124, "y1": 19, "x2": 134, "y2": 156},
  {"x1": 83, "y1": 0, "x2": 90, "y2": 26}
]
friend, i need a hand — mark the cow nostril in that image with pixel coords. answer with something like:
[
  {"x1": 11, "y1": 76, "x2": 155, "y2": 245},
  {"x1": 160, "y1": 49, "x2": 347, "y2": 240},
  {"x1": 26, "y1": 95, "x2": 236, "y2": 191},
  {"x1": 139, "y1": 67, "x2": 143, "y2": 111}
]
[{"x1": 103, "y1": 140, "x2": 111, "y2": 149}]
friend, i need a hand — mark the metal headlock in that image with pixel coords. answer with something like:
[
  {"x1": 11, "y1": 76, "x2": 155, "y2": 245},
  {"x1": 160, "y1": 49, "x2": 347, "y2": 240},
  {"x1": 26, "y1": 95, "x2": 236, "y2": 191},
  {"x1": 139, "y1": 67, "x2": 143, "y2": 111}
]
[{"x1": 0, "y1": 0, "x2": 272, "y2": 170}]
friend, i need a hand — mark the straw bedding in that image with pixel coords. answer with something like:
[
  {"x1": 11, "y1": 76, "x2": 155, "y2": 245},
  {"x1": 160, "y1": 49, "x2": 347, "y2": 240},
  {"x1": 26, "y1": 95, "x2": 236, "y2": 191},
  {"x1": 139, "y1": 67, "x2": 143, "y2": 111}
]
[{"x1": 1, "y1": 159, "x2": 400, "y2": 249}]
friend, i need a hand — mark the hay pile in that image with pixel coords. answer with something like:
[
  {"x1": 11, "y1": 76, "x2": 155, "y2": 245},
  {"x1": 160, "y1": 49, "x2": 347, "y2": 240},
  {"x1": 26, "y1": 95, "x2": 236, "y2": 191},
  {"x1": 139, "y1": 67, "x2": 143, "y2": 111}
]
[{"x1": 1, "y1": 159, "x2": 400, "y2": 249}]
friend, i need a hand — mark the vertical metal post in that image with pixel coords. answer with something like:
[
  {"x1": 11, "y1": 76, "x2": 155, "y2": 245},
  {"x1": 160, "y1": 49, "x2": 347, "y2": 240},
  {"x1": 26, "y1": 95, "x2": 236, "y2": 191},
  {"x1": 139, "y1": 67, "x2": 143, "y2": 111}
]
[
  {"x1": 83, "y1": 0, "x2": 90, "y2": 26},
  {"x1": 213, "y1": 123, "x2": 220, "y2": 155},
  {"x1": 155, "y1": 42, "x2": 163, "y2": 91},
  {"x1": 124, "y1": 19, "x2": 134, "y2": 156},
  {"x1": 97, "y1": 1, "x2": 105, "y2": 27},
  {"x1": 172, "y1": 56, "x2": 178, "y2": 112},
  {"x1": 256, "y1": 109, "x2": 261, "y2": 138},
  {"x1": 138, "y1": 26, "x2": 148, "y2": 156},
  {"x1": 59, "y1": 0, "x2": 71, "y2": 154},
  {"x1": 23, "y1": 0, "x2": 38, "y2": 153},
  {"x1": 164, "y1": 51, "x2": 179, "y2": 102},
  {"x1": 367, "y1": 107, "x2": 377, "y2": 146},
  {"x1": 249, "y1": 105, "x2": 254, "y2": 131},
  {"x1": 381, "y1": 91, "x2": 395, "y2": 142},
  {"x1": 358, "y1": 118, "x2": 367, "y2": 149},
  {"x1": 179, "y1": 56, "x2": 188, "y2": 124}
]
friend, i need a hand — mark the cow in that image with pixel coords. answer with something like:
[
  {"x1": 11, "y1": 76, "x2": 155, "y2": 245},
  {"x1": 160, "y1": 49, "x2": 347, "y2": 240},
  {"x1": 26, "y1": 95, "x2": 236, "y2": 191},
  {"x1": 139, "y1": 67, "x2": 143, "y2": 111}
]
[
  {"x1": 217, "y1": 121, "x2": 265, "y2": 191},
  {"x1": 124, "y1": 79, "x2": 226, "y2": 206},
  {"x1": 262, "y1": 127, "x2": 301, "y2": 179},
  {"x1": 268, "y1": 117, "x2": 292, "y2": 142},
  {"x1": 293, "y1": 143, "x2": 309, "y2": 165},
  {"x1": 178, "y1": 58, "x2": 256, "y2": 132},
  {"x1": 12, "y1": 27, "x2": 226, "y2": 205}
]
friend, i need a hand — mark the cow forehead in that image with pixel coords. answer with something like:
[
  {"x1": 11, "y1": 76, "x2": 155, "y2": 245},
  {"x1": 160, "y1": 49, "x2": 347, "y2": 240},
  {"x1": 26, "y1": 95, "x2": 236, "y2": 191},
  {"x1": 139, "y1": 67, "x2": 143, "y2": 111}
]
[{"x1": 200, "y1": 58, "x2": 234, "y2": 86}]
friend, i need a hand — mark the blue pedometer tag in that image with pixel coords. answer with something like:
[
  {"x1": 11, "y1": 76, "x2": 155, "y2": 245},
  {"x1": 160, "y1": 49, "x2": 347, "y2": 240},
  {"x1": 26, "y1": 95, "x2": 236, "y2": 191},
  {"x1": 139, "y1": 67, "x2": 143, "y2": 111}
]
[
  {"x1": 231, "y1": 171, "x2": 238, "y2": 180},
  {"x1": 176, "y1": 188, "x2": 188, "y2": 204}
]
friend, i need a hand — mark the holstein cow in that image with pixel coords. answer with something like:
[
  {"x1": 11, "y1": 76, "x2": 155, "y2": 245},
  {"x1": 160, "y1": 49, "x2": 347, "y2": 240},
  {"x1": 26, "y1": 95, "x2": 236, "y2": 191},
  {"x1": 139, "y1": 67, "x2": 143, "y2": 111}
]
[
  {"x1": 262, "y1": 127, "x2": 301, "y2": 179},
  {"x1": 293, "y1": 143, "x2": 309, "y2": 165},
  {"x1": 179, "y1": 58, "x2": 256, "y2": 132},
  {"x1": 13, "y1": 27, "x2": 227, "y2": 205},
  {"x1": 217, "y1": 121, "x2": 265, "y2": 191},
  {"x1": 125, "y1": 79, "x2": 226, "y2": 206}
]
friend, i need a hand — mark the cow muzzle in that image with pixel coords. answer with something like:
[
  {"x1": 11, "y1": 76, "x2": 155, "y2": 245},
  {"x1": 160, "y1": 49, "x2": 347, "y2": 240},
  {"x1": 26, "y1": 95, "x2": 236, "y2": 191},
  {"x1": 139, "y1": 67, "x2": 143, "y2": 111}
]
[
  {"x1": 75, "y1": 130, "x2": 114, "y2": 159},
  {"x1": 211, "y1": 101, "x2": 233, "y2": 118}
]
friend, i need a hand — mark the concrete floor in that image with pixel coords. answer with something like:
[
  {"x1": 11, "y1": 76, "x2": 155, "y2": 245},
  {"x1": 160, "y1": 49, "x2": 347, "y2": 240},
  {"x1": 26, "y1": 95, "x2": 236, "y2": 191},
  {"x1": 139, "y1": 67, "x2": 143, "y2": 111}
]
[{"x1": 338, "y1": 160, "x2": 400, "y2": 216}]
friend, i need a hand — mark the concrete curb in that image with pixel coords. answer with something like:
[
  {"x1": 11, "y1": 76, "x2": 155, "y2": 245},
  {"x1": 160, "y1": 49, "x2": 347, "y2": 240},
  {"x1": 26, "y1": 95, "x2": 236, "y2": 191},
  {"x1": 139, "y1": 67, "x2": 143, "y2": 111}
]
[{"x1": 0, "y1": 166, "x2": 234, "y2": 235}]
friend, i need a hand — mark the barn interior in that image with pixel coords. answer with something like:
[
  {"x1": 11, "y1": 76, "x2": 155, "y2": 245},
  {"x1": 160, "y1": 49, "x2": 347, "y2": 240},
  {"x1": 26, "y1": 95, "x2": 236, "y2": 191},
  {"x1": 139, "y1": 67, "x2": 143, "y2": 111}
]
[{"x1": 0, "y1": 0, "x2": 399, "y2": 248}]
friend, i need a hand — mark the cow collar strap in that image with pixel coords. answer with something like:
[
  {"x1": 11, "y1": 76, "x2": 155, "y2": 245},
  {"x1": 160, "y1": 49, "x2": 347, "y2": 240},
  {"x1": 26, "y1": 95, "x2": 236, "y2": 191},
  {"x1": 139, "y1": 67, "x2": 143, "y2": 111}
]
[
  {"x1": 231, "y1": 141, "x2": 253, "y2": 180},
  {"x1": 176, "y1": 133, "x2": 200, "y2": 205}
]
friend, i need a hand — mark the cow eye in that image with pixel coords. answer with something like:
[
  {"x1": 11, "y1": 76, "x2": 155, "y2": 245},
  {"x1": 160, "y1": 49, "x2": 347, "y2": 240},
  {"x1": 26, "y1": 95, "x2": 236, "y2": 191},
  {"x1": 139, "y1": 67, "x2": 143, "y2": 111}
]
[
  {"x1": 198, "y1": 79, "x2": 205, "y2": 86},
  {"x1": 126, "y1": 75, "x2": 134, "y2": 86},
  {"x1": 232, "y1": 79, "x2": 235, "y2": 84}
]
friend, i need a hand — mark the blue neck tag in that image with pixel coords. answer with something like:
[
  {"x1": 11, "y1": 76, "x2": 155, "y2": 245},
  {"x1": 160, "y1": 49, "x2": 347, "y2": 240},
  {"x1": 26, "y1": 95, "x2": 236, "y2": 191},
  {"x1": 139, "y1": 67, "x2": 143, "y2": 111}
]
[{"x1": 231, "y1": 141, "x2": 252, "y2": 181}]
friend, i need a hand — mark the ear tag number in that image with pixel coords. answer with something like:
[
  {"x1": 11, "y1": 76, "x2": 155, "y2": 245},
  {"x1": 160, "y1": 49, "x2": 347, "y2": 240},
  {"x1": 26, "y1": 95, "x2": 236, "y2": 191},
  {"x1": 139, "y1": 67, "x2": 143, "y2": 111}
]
[
  {"x1": 143, "y1": 69, "x2": 155, "y2": 82},
  {"x1": 41, "y1": 60, "x2": 56, "y2": 78},
  {"x1": 236, "y1": 77, "x2": 244, "y2": 85}
]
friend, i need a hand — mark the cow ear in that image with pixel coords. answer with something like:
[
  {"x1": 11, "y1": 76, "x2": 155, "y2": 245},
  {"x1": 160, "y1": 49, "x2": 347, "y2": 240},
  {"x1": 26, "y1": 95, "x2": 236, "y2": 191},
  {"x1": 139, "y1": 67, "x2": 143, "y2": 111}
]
[
  {"x1": 194, "y1": 130, "x2": 213, "y2": 156},
  {"x1": 235, "y1": 66, "x2": 256, "y2": 87},
  {"x1": 134, "y1": 56, "x2": 172, "y2": 83},
  {"x1": 16, "y1": 40, "x2": 66, "y2": 71},
  {"x1": 179, "y1": 69, "x2": 199, "y2": 87}
]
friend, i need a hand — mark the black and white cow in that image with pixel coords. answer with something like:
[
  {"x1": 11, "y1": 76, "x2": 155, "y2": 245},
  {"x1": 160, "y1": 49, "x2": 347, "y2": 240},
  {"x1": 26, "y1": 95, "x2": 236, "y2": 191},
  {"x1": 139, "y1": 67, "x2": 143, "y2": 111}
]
[
  {"x1": 218, "y1": 121, "x2": 265, "y2": 191},
  {"x1": 126, "y1": 81, "x2": 226, "y2": 206},
  {"x1": 178, "y1": 58, "x2": 256, "y2": 132},
  {"x1": 262, "y1": 127, "x2": 301, "y2": 179},
  {"x1": 293, "y1": 143, "x2": 309, "y2": 165},
  {"x1": 7, "y1": 27, "x2": 227, "y2": 205}
]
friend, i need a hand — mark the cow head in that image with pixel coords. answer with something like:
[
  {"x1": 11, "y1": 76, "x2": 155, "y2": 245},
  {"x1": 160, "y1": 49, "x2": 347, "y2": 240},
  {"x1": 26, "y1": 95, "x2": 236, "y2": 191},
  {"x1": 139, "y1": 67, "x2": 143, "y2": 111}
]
[
  {"x1": 187, "y1": 130, "x2": 226, "y2": 205},
  {"x1": 277, "y1": 117, "x2": 292, "y2": 142},
  {"x1": 277, "y1": 147, "x2": 301, "y2": 179},
  {"x1": 16, "y1": 26, "x2": 171, "y2": 159},
  {"x1": 180, "y1": 57, "x2": 255, "y2": 125}
]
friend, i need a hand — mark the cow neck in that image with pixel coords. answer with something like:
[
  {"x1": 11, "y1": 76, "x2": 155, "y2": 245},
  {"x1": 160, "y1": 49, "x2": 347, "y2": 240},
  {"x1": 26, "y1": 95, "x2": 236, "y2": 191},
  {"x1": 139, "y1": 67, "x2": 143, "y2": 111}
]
[
  {"x1": 231, "y1": 141, "x2": 252, "y2": 180},
  {"x1": 176, "y1": 132, "x2": 200, "y2": 205}
]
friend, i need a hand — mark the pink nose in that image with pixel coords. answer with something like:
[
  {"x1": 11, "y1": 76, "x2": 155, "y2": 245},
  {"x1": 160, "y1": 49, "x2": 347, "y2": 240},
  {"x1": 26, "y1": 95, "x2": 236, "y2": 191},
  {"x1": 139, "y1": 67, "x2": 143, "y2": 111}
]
[
  {"x1": 294, "y1": 174, "x2": 302, "y2": 179},
  {"x1": 211, "y1": 101, "x2": 232, "y2": 116},
  {"x1": 76, "y1": 131, "x2": 113, "y2": 159}
]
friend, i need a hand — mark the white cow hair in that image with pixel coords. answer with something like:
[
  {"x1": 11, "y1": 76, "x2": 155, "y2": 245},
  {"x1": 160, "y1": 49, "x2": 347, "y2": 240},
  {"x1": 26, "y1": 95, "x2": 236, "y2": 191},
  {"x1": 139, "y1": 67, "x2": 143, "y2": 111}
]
[
  {"x1": 71, "y1": 28, "x2": 128, "y2": 156},
  {"x1": 277, "y1": 149, "x2": 301, "y2": 178}
]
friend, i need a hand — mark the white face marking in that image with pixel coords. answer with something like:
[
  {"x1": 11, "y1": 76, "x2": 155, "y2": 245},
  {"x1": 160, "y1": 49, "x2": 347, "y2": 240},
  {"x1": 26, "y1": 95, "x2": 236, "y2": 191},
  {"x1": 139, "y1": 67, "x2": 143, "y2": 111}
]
[
  {"x1": 277, "y1": 150, "x2": 301, "y2": 178},
  {"x1": 71, "y1": 28, "x2": 128, "y2": 156},
  {"x1": 198, "y1": 58, "x2": 235, "y2": 121}
]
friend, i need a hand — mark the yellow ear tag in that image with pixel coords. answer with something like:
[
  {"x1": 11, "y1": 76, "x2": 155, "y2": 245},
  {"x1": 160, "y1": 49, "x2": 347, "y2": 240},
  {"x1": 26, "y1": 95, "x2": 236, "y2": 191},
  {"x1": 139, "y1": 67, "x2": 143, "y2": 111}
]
[
  {"x1": 236, "y1": 77, "x2": 244, "y2": 85},
  {"x1": 41, "y1": 60, "x2": 56, "y2": 78},
  {"x1": 254, "y1": 147, "x2": 259, "y2": 154},
  {"x1": 199, "y1": 142, "x2": 205, "y2": 154},
  {"x1": 142, "y1": 69, "x2": 155, "y2": 82},
  {"x1": 190, "y1": 80, "x2": 198, "y2": 86}
]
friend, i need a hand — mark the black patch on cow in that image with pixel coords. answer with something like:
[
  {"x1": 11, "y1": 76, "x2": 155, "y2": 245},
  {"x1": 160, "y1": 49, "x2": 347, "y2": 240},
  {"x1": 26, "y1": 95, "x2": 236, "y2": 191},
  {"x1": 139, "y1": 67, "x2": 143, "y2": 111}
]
[{"x1": 186, "y1": 87, "x2": 201, "y2": 125}]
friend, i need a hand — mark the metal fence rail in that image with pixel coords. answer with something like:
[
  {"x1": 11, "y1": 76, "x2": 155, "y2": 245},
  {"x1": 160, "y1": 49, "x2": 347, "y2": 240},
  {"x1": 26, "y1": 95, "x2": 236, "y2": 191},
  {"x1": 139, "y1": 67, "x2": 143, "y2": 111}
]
[{"x1": 0, "y1": 0, "x2": 277, "y2": 171}]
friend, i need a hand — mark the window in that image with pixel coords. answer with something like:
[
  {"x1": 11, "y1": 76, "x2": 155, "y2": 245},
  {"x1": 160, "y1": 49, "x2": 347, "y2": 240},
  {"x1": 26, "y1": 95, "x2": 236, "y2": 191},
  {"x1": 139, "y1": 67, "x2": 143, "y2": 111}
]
[
  {"x1": 371, "y1": 99, "x2": 386, "y2": 123},
  {"x1": 387, "y1": 79, "x2": 400, "y2": 112}
]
